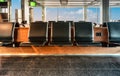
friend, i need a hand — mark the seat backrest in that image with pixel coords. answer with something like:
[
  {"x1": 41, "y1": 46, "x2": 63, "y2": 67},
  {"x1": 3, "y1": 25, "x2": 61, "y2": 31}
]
[
  {"x1": 57, "y1": 21, "x2": 64, "y2": 23},
  {"x1": 34, "y1": 21, "x2": 44, "y2": 23},
  {"x1": 74, "y1": 22, "x2": 93, "y2": 42},
  {"x1": 29, "y1": 22, "x2": 48, "y2": 42},
  {"x1": 48, "y1": 21, "x2": 56, "y2": 27},
  {"x1": 66, "y1": 21, "x2": 74, "y2": 26},
  {"x1": 0, "y1": 22, "x2": 15, "y2": 42},
  {"x1": 107, "y1": 22, "x2": 120, "y2": 42},
  {"x1": 51, "y1": 21, "x2": 71, "y2": 42}
]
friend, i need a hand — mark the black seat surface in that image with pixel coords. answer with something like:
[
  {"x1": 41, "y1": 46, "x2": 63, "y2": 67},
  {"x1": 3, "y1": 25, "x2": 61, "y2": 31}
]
[
  {"x1": 50, "y1": 22, "x2": 72, "y2": 45},
  {"x1": 0, "y1": 22, "x2": 15, "y2": 46},
  {"x1": 74, "y1": 22, "x2": 101, "y2": 46},
  {"x1": 29, "y1": 22, "x2": 48, "y2": 45},
  {"x1": 107, "y1": 22, "x2": 120, "y2": 44},
  {"x1": 75, "y1": 22, "x2": 93, "y2": 42},
  {"x1": 66, "y1": 21, "x2": 74, "y2": 26}
]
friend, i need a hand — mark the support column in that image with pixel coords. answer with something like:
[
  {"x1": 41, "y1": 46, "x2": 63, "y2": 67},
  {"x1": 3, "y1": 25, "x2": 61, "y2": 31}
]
[
  {"x1": 15, "y1": 9, "x2": 22, "y2": 23},
  {"x1": 42, "y1": 6, "x2": 46, "y2": 22},
  {"x1": 83, "y1": 5, "x2": 87, "y2": 21},
  {"x1": 29, "y1": 8, "x2": 34, "y2": 23},
  {"x1": 8, "y1": 0, "x2": 11, "y2": 22},
  {"x1": 100, "y1": 0, "x2": 109, "y2": 24},
  {"x1": 21, "y1": 0, "x2": 30, "y2": 24}
]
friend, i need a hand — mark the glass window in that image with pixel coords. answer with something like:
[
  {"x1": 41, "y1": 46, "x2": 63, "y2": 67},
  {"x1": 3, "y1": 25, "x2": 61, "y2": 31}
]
[
  {"x1": 46, "y1": 8, "x2": 57, "y2": 21},
  {"x1": 110, "y1": 7, "x2": 120, "y2": 22},
  {"x1": 11, "y1": 0, "x2": 21, "y2": 21},
  {"x1": 87, "y1": 7, "x2": 100, "y2": 24},
  {"x1": 46, "y1": 7, "x2": 83, "y2": 22},
  {"x1": 33, "y1": 7, "x2": 42, "y2": 22}
]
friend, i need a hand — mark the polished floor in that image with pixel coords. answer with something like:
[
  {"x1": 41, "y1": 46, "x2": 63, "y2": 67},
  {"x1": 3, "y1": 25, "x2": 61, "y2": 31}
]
[
  {"x1": 0, "y1": 46, "x2": 120, "y2": 56},
  {"x1": 1, "y1": 46, "x2": 120, "y2": 76},
  {"x1": 0, "y1": 56, "x2": 120, "y2": 76}
]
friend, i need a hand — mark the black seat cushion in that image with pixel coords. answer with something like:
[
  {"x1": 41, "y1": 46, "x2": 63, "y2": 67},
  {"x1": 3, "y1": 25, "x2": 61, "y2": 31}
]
[
  {"x1": 77, "y1": 42, "x2": 102, "y2": 46},
  {"x1": 74, "y1": 22, "x2": 102, "y2": 46},
  {"x1": 75, "y1": 22, "x2": 93, "y2": 42},
  {"x1": 107, "y1": 22, "x2": 120, "y2": 43},
  {"x1": 29, "y1": 37, "x2": 47, "y2": 42},
  {"x1": 51, "y1": 22, "x2": 72, "y2": 45},
  {"x1": 29, "y1": 22, "x2": 48, "y2": 44}
]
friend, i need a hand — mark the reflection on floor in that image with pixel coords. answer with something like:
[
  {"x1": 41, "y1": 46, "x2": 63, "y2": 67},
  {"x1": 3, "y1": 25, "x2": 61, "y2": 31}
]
[
  {"x1": 0, "y1": 56, "x2": 120, "y2": 76},
  {"x1": 0, "y1": 46, "x2": 120, "y2": 56}
]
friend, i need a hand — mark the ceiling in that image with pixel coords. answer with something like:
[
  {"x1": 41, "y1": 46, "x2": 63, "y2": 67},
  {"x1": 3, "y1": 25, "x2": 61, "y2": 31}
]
[{"x1": 35, "y1": 0, "x2": 120, "y2": 7}]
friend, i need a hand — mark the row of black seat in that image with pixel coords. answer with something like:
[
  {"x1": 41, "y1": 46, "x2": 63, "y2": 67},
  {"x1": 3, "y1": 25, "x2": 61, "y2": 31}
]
[
  {"x1": 28, "y1": 21, "x2": 101, "y2": 46},
  {"x1": 0, "y1": 21, "x2": 120, "y2": 47}
]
